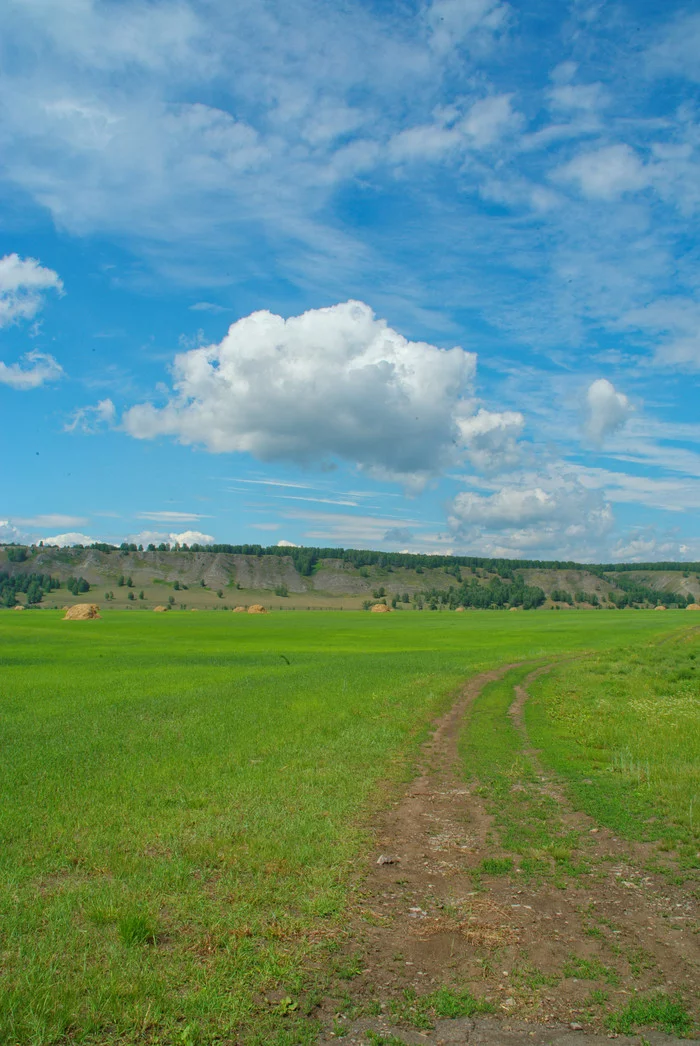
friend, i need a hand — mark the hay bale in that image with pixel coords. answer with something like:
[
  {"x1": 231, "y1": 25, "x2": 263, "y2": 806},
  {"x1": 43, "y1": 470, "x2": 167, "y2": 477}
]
[
  {"x1": 455, "y1": 606, "x2": 465, "y2": 612},
  {"x1": 153, "y1": 604, "x2": 170, "y2": 612},
  {"x1": 247, "y1": 604, "x2": 268, "y2": 614},
  {"x1": 13, "y1": 604, "x2": 24, "y2": 611},
  {"x1": 64, "y1": 604, "x2": 101, "y2": 621},
  {"x1": 654, "y1": 604, "x2": 667, "y2": 610},
  {"x1": 233, "y1": 606, "x2": 247, "y2": 613},
  {"x1": 509, "y1": 606, "x2": 520, "y2": 612},
  {"x1": 370, "y1": 603, "x2": 391, "y2": 613},
  {"x1": 686, "y1": 603, "x2": 700, "y2": 610}
]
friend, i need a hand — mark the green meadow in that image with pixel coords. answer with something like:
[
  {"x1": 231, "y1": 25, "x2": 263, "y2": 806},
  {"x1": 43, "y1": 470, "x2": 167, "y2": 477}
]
[{"x1": 0, "y1": 610, "x2": 693, "y2": 1044}]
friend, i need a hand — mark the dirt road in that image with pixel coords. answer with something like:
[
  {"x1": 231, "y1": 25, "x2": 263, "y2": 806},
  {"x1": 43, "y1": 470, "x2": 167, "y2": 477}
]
[{"x1": 316, "y1": 663, "x2": 700, "y2": 1044}]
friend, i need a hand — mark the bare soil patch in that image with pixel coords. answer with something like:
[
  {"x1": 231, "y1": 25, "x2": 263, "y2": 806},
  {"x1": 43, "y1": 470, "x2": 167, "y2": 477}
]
[{"x1": 316, "y1": 664, "x2": 700, "y2": 1045}]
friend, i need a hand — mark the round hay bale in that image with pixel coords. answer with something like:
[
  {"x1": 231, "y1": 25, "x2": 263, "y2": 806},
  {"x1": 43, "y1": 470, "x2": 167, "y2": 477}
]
[
  {"x1": 233, "y1": 606, "x2": 247, "y2": 613},
  {"x1": 13, "y1": 604, "x2": 24, "y2": 611},
  {"x1": 370, "y1": 603, "x2": 391, "y2": 613},
  {"x1": 686, "y1": 603, "x2": 700, "y2": 610},
  {"x1": 654, "y1": 604, "x2": 667, "y2": 610},
  {"x1": 455, "y1": 606, "x2": 465, "y2": 612},
  {"x1": 64, "y1": 604, "x2": 101, "y2": 621},
  {"x1": 509, "y1": 606, "x2": 520, "y2": 612},
  {"x1": 247, "y1": 604, "x2": 268, "y2": 614},
  {"x1": 153, "y1": 604, "x2": 170, "y2": 612}
]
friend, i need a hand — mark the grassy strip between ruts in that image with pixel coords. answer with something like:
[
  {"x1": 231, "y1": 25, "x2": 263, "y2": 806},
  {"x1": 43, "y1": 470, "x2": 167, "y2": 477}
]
[
  {"x1": 459, "y1": 664, "x2": 586, "y2": 884},
  {"x1": 0, "y1": 610, "x2": 693, "y2": 1045}
]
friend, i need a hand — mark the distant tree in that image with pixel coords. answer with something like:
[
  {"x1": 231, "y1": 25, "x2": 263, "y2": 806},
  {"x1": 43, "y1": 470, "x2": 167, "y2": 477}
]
[
  {"x1": 168, "y1": 595, "x2": 175, "y2": 605},
  {"x1": 147, "y1": 544, "x2": 156, "y2": 552},
  {"x1": 158, "y1": 543, "x2": 169, "y2": 552},
  {"x1": 26, "y1": 582, "x2": 43, "y2": 605},
  {"x1": 128, "y1": 591, "x2": 135, "y2": 601},
  {"x1": 138, "y1": 591, "x2": 144, "y2": 600},
  {"x1": 126, "y1": 576, "x2": 134, "y2": 587},
  {"x1": 173, "y1": 580, "x2": 180, "y2": 590},
  {"x1": 217, "y1": 589, "x2": 223, "y2": 598},
  {"x1": 274, "y1": 583, "x2": 288, "y2": 597},
  {"x1": 118, "y1": 575, "x2": 125, "y2": 587}
]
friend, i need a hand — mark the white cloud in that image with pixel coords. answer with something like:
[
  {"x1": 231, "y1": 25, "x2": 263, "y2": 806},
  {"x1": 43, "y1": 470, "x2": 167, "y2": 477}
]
[
  {"x1": 554, "y1": 144, "x2": 649, "y2": 200},
  {"x1": 609, "y1": 529, "x2": 699, "y2": 563},
  {"x1": 547, "y1": 83, "x2": 608, "y2": 112},
  {"x1": 137, "y1": 511, "x2": 210, "y2": 523},
  {"x1": 448, "y1": 470, "x2": 614, "y2": 558},
  {"x1": 189, "y1": 302, "x2": 228, "y2": 313},
  {"x1": 389, "y1": 94, "x2": 521, "y2": 162},
  {"x1": 15, "y1": 514, "x2": 87, "y2": 528},
  {"x1": 584, "y1": 378, "x2": 632, "y2": 444},
  {"x1": 277, "y1": 539, "x2": 300, "y2": 547},
  {"x1": 0, "y1": 253, "x2": 63, "y2": 327},
  {"x1": 0, "y1": 350, "x2": 64, "y2": 389},
  {"x1": 0, "y1": 520, "x2": 23, "y2": 543},
  {"x1": 133, "y1": 529, "x2": 215, "y2": 546},
  {"x1": 40, "y1": 531, "x2": 96, "y2": 547},
  {"x1": 623, "y1": 298, "x2": 700, "y2": 370},
  {"x1": 647, "y1": 12, "x2": 700, "y2": 84},
  {"x1": 123, "y1": 300, "x2": 483, "y2": 484},
  {"x1": 65, "y1": 398, "x2": 116, "y2": 432},
  {"x1": 457, "y1": 408, "x2": 524, "y2": 471},
  {"x1": 425, "y1": 0, "x2": 511, "y2": 53}
]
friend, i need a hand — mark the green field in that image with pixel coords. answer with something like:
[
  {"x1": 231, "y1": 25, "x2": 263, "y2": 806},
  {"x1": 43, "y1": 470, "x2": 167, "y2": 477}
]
[{"x1": 0, "y1": 610, "x2": 694, "y2": 1044}]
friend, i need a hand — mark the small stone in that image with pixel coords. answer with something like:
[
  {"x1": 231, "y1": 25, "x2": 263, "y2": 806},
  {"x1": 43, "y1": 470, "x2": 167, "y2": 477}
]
[
  {"x1": 570, "y1": 1023, "x2": 584, "y2": 1031},
  {"x1": 376, "y1": 854, "x2": 400, "y2": 865}
]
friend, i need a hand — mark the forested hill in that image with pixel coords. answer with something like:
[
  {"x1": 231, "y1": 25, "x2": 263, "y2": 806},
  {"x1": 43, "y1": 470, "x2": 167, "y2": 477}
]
[
  {"x1": 16, "y1": 540, "x2": 697, "y2": 577},
  {"x1": 1, "y1": 542, "x2": 699, "y2": 610}
]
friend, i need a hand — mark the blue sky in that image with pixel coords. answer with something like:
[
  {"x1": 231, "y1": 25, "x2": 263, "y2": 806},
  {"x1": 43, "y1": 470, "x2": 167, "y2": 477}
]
[{"x1": 1, "y1": 0, "x2": 699, "y2": 561}]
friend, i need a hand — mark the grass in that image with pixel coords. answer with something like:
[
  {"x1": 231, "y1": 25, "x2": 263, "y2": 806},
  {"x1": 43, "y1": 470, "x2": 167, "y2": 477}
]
[
  {"x1": 389, "y1": 985, "x2": 495, "y2": 1028},
  {"x1": 0, "y1": 609, "x2": 690, "y2": 1044},
  {"x1": 526, "y1": 631, "x2": 700, "y2": 848},
  {"x1": 606, "y1": 992, "x2": 692, "y2": 1036},
  {"x1": 459, "y1": 665, "x2": 580, "y2": 875}
]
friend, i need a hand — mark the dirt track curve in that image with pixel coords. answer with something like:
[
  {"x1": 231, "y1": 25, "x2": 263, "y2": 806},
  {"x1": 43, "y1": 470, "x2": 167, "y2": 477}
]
[{"x1": 316, "y1": 662, "x2": 700, "y2": 1046}]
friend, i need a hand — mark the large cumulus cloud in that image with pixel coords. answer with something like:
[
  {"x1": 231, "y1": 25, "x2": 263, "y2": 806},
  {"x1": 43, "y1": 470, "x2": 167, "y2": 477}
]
[{"x1": 123, "y1": 300, "x2": 516, "y2": 483}]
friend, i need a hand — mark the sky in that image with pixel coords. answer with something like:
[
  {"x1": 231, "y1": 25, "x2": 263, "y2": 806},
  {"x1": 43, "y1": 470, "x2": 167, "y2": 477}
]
[{"x1": 1, "y1": 0, "x2": 699, "y2": 562}]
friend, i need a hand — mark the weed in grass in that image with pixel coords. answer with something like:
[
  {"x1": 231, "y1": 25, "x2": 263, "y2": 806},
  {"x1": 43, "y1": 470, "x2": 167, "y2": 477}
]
[
  {"x1": 366, "y1": 1033, "x2": 409, "y2": 1046},
  {"x1": 605, "y1": 992, "x2": 692, "y2": 1036},
  {"x1": 562, "y1": 955, "x2": 619, "y2": 985},
  {"x1": 585, "y1": 988, "x2": 610, "y2": 1006},
  {"x1": 389, "y1": 985, "x2": 494, "y2": 1029},
  {"x1": 336, "y1": 955, "x2": 363, "y2": 980},
  {"x1": 512, "y1": 964, "x2": 560, "y2": 990},
  {"x1": 626, "y1": 947, "x2": 657, "y2": 978},
  {"x1": 118, "y1": 912, "x2": 158, "y2": 946},
  {"x1": 480, "y1": 857, "x2": 514, "y2": 875},
  {"x1": 428, "y1": 986, "x2": 496, "y2": 1019}
]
